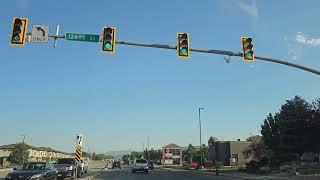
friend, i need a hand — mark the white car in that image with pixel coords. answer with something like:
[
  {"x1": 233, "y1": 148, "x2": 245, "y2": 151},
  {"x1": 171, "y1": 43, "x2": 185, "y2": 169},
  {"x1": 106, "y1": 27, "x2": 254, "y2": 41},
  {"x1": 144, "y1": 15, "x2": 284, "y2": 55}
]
[
  {"x1": 80, "y1": 159, "x2": 88, "y2": 174},
  {"x1": 132, "y1": 159, "x2": 148, "y2": 173}
]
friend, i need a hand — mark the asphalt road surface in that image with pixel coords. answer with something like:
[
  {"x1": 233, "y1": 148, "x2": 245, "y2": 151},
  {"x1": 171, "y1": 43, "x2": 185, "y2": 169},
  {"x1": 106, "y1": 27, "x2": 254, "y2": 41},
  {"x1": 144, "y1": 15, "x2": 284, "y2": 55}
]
[{"x1": 94, "y1": 165, "x2": 247, "y2": 180}]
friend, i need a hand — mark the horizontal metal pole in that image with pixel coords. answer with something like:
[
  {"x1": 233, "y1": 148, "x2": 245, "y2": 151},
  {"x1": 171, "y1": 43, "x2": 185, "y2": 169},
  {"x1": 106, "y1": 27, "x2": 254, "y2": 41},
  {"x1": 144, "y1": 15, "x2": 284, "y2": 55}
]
[
  {"x1": 25, "y1": 33, "x2": 320, "y2": 76},
  {"x1": 255, "y1": 55, "x2": 320, "y2": 76}
]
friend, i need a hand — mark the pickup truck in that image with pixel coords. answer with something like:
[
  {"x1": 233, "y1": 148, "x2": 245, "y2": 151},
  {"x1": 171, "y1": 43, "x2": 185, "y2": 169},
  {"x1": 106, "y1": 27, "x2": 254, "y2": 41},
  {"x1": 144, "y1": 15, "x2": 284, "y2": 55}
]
[{"x1": 54, "y1": 158, "x2": 81, "y2": 178}]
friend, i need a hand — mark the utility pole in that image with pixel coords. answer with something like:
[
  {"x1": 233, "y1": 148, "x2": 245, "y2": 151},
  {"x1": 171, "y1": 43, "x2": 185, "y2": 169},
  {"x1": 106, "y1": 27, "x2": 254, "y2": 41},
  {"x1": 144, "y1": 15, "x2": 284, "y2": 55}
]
[
  {"x1": 147, "y1": 136, "x2": 150, "y2": 160},
  {"x1": 198, "y1": 107, "x2": 205, "y2": 168},
  {"x1": 20, "y1": 134, "x2": 26, "y2": 144}
]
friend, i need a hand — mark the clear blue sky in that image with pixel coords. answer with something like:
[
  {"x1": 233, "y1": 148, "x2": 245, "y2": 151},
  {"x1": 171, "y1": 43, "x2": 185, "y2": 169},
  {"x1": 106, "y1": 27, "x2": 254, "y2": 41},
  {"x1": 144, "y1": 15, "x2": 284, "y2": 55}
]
[{"x1": 0, "y1": 0, "x2": 319, "y2": 153}]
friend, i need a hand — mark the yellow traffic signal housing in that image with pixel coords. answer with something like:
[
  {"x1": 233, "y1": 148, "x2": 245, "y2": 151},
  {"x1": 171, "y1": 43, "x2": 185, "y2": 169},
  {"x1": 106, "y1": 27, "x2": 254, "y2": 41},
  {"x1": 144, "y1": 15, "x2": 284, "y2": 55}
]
[
  {"x1": 10, "y1": 17, "x2": 28, "y2": 46},
  {"x1": 241, "y1": 36, "x2": 254, "y2": 62},
  {"x1": 102, "y1": 27, "x2": 116, "y2": 53},
  {"x1": 177, "y1": 32, "x2": 190, "y2": 58}
]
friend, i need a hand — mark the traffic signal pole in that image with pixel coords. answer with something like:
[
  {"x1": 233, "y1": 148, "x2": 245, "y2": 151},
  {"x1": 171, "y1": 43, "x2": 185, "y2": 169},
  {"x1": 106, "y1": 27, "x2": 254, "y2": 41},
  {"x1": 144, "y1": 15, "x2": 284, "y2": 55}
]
[
  {"x1": 25, "y1": 33, "x2": 320, "y2": 76},
  {"x1": 117, "y1": 40, "x2": 320, "y2": 76}
]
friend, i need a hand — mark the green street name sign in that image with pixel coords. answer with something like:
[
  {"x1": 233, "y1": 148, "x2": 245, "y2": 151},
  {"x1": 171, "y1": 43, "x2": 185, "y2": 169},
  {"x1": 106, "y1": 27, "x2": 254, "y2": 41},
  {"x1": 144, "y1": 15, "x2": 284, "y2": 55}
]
[{"x1": 65, "y1": 33, "x2": 99, "y2": 42}]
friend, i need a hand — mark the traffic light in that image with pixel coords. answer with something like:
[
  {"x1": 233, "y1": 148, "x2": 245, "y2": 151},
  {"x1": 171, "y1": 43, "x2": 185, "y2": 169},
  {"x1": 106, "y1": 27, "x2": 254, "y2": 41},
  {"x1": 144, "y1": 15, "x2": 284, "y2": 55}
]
[
  {"x1": 10, "y1": 17, "x2": 28, "y2": 46},
  {"x1": 241, "y1": 36, "x2": 254, "y2": 62},
  {"x1": 177, "y1": 32, "x2": 190, "y2": 58},
  {"x1": 102, "y1": 27, "x2": 116, "y2": 53}
]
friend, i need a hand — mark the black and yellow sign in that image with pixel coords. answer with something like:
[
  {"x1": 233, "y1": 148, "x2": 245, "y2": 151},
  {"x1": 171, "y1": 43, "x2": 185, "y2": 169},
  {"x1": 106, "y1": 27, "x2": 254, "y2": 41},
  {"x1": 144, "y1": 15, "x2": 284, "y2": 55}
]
[{"x1": 75, "y1": 146, "x2": 82, "y2": 163}]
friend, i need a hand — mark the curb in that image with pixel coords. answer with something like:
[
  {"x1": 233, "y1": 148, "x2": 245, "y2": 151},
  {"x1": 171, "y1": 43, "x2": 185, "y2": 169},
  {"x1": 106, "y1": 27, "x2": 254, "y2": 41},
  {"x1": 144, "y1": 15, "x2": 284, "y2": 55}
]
[
  {"x1": 79, "y1": 175, "x2": 94, "y2": 180},
  {"x1": 163, "y1": 167, "x2": 290, "y2": 179}
]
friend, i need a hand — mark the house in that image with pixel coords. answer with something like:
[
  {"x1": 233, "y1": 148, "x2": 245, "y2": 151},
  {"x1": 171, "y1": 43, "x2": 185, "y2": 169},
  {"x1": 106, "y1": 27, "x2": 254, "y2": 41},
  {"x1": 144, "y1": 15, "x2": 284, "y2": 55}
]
[
  {"x1": 0, "y1": 144, "x2": 72, "y2": 166},
  {"x1": 208, "y1": 137, "x2": 250, "y2": 166},
  {"x1": 162, "y1": 143, "x2": 183, "y2": 166}
]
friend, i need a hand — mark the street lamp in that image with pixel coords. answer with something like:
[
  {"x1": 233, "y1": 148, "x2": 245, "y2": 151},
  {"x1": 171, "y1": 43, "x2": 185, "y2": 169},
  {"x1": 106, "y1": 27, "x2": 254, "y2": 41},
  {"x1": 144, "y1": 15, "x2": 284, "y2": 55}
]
[{"x1": 198, "y1": 107, "x2": 205, "y2": 167}]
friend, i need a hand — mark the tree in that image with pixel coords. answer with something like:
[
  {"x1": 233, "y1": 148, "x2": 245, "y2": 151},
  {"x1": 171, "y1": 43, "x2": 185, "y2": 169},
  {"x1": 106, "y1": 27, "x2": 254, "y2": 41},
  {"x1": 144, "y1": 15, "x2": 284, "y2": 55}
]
[
  {"x1": 202, "y1": 144, "x2": 209, "y2": 162},
  {"x1": 242, "y1": 136, "x2": 272, "y2": 165},
  {"x1": 82, "y1": 151, "x2": 91, "y2": 158},
  {"x1": 8, "y1": 143, "x2": 30, "y2": 165},
  {"x1": 277, "y1": 96, "x2": 314, "y2": 155},
  {"x1": 260, "y1": 96, "x2": 320, "y2": 165},
  {"x1": 261, "y1": 113, "x2": 280, "y2": 152}
]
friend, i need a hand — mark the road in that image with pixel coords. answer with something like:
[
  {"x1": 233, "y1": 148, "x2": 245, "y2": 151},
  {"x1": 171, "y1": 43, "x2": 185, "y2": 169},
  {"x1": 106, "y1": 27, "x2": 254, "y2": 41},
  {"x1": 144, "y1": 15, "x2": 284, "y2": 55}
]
[{"x1": 94, "y1": 165, "x2": 247, "y2": 180}]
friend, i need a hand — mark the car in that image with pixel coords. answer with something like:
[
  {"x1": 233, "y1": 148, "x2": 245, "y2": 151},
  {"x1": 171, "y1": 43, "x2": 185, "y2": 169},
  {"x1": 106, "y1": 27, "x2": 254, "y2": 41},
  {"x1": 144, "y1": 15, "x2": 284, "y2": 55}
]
[
  {"x1": 132, "y1": 159, "x2": 149, "y2": 173},
  {"x1": 112, "y1": 160, "x2": 121, "y2": 169},
  {"x1": 54, "y1": 158, "x2": 81, "y2": 178},
  {"x1": 80, "y1": 159, "x2": 89, "y2": 174},
  {"x1": 5, "y1": 162, "x2": 58, "y2": 180}
]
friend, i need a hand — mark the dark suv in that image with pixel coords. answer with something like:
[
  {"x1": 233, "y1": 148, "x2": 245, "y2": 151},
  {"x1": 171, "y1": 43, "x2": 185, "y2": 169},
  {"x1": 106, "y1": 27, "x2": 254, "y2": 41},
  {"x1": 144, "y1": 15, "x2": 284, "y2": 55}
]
[{"x1": 54, "y1": 158, "x2": 81, "y2": 178}]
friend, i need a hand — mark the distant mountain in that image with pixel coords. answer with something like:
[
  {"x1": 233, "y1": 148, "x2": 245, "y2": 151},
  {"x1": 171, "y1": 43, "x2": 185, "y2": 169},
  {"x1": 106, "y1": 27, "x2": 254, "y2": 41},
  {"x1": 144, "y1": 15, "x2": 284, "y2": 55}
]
[{"x1": 104, "y1": 150, "x2": 132, "y2": 157}]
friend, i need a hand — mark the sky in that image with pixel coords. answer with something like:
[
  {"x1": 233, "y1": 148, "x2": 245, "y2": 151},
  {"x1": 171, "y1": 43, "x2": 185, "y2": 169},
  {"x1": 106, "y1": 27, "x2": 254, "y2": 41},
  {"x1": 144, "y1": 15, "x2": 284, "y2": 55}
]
[{"x1": 0, "y1": 0, "x2": 319, "y2": 153}]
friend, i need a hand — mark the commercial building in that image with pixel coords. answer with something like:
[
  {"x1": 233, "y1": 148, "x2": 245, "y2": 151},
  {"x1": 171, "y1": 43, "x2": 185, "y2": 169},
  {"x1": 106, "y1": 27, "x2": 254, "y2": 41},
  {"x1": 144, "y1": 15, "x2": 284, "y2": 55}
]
[
  {"x1": 208, "y1": 137, "x2": 250, "y2": 166},
  {"x1": 0, "y1": 144, "x2": 72, "y2": 166},
  {"x1": 162, "y1": 143, "x2": 183, "y2": 166}
]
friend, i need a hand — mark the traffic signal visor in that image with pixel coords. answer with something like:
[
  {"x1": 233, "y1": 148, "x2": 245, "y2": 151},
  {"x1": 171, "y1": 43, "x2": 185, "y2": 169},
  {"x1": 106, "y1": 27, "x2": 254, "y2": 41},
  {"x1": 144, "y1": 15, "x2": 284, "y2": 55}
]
[
  {"x1": 10, "y1": 18, "x2": 28, "y2": 46},
  {"x1": 241, "y1": 37, "x2": 254, "y2": 62}
]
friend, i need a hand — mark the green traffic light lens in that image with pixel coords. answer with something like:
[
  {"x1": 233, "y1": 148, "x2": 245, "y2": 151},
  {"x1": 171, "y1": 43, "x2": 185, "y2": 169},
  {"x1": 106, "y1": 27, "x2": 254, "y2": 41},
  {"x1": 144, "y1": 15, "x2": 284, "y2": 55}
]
[
  {"x1": 14, "y1": 36, "x2": 20, "y2": 42},
  {"x1": 181, "y1": 48, "x2": 187, "y2": 55},
  {"x1": 105, "y1": 42, "x2": 111, "y2": 49},
  {"x1": 244, "y1": 52, "x2": 253, "y2": 58}
]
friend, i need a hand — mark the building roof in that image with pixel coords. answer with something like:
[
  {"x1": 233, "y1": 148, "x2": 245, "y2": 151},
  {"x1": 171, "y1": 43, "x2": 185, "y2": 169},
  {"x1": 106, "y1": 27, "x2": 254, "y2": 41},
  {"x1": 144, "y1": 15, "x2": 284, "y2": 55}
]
[
  {"x1": 163, "y1": 143, "x2": 181, "y2": 149},
  {"x1": 0, "y1": 144, "x2": 70, "y2": 154},
  {"x1": 0, "y1": 144, "x2": 16, "y2": 150}
]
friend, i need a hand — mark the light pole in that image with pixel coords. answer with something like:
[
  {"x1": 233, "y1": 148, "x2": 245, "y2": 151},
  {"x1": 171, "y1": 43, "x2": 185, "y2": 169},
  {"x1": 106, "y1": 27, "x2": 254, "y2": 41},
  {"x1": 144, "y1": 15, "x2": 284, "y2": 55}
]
[{"x1": 198, "y1": 107, "x2": 204, "y2": 167}]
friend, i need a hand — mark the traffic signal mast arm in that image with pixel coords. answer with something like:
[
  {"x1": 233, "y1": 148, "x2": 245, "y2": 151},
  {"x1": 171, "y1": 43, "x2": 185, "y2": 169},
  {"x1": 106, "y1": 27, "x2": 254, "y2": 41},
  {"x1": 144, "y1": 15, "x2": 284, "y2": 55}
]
[{"x1": 24, "y1": 33, "x2": 320, "y2": 76}]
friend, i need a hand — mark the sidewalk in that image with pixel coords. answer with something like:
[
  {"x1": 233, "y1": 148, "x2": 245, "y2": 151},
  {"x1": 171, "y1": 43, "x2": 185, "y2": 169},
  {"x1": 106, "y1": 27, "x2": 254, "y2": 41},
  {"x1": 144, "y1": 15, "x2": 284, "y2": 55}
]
[{"x1": 163, "y1": 167, "x2": 290, "y2": 179}]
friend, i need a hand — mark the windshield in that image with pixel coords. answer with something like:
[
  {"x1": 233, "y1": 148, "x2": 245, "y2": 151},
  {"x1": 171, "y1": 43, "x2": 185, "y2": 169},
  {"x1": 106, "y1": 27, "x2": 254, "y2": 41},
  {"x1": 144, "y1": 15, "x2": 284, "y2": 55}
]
[
  {"x1": 2, "y1": 1, "x2": 320, "y2": 180},
  {"x1": 56, "y1": 159, "x2": 75, "y2": 164},
  {"x1": 21, "y1": 163, "x2": 46, "y2": 171}
]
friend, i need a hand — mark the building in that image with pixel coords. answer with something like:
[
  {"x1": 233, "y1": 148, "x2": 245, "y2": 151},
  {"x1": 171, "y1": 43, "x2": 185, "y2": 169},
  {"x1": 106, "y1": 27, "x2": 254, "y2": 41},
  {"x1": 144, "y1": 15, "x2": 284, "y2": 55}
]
[
  {"x1": 162, "y1": 143, "x2": 183, "y2": 166},
  {"x1": 208, "y1": 137, "x2": 250, "y2": 166},
  {"x1": 0, "y1": 144, "x2": 72, "y2": 166}
]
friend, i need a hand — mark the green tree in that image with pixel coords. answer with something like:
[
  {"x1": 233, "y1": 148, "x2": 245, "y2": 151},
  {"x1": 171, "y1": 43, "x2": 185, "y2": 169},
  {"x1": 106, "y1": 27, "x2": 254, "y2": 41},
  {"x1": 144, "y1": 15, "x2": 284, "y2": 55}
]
[
  {"x1": 8, "y1": 143, "x2": 30, "y2": 165},
  {"x1": 278, "y1": 96, "x2": 313, "y2": 155},
  {"x1": 82, "y1": 151, "x2": 91, "y2": 158},
  {"x1": 260, "y1": 96, "x2": 320, "y2": 165},
  {"x1": 243, "y1": 136, "x2": 272, "y2": 164},
  {"x1": 202, "y1": 144, "x2": 209, "y2": 162}
]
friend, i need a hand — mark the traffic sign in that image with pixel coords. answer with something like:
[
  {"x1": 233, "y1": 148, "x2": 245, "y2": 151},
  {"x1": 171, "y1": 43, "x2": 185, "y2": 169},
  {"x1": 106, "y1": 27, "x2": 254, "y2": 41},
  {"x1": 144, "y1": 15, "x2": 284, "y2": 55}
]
[
  {"x1": 31, "y1": 25, "x2": 49, "y2": 43},
  {"x1": 75, "y1": 146, "x2": 82, "y2": 163},
  {"x1": 76, "y1": 134, "x2": 83, "y2": 146},
  {"x1": 65, "y1": 33, "x2": 99, "y2": 42}
]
